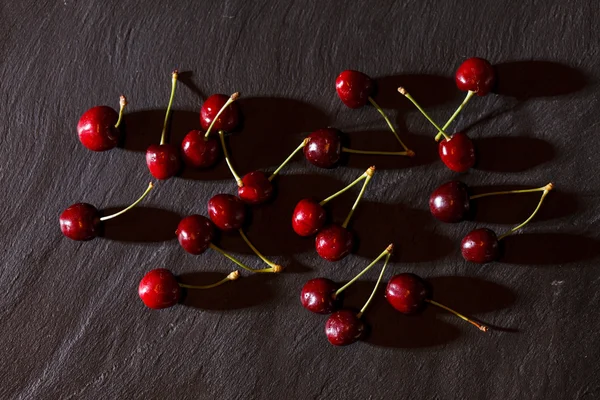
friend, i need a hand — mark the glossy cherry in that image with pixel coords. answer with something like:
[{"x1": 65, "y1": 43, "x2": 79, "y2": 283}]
[
  {"x1": 59, "y1": 203, "x2": 101, "y2": 241},
  {"x1": 200, "y1": 94, "x2": 241, "y2": 133},
  {"x1": 461, "y1": 228, "x2": 500, "y2": 263},
  {"x1": 207, "y1": 194, "x2": 246, "y2": 231},
  {"x1": 138, "y1": 268, "x2": 181, "y2": 310},
  {"x1": 238, "y1": 171, "x2": 273, "y2": 205},
  {"x1": 176, "y1": 215, "x2": 215, "y2": 255},
  {"x1": 315, "y1": 224, "x2": 354, "y2": 261},
  {"x1": 181, "y1": 130, "x2": 220, "y2": 168},
  {"x1": 429, "y1": 181, "x2": 470, "y2": 222},
  {"x1": 335, "y1": 70, "x2": 374, "y2": 109},
  {"x1": 77, "y1": 96, "x2": 126, "y2": 151},
  {"x1": 146, "y1": 144, "x2": 181, "y2": 179},
  {"x1": 300, "y1": 278, "x2": 341, "y2": 314},
  {"x1": 438, "y1": 132, "x2": 476, "y2": 172},
  {"x1": 385, "y1": 273, "x2": 429, "y2": 314},
  {"x1": 325, "y1": 309, "x2": 365, "y2": 346},
  {"x1": 292, "y1": 199, "x2": 327, "y2": 237},
  {"x1": 304, "y1": 128, "x2": 342, "y2": 168},
  {"x1": 455, "y1": 57, "x2": 495, "y2": 96}
]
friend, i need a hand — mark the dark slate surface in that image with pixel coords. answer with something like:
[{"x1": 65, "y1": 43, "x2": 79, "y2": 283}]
[{"x1": 1, "y1": 1, "x2": 599, "y2": 399}]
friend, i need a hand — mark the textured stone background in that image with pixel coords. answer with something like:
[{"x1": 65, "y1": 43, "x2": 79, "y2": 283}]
[{"x1": 1, "y1": 1, "x2": 599, "y2": 399}]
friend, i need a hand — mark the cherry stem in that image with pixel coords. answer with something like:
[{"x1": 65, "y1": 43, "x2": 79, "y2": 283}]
[
  {"x1": 99, "y1": 182, "x2": 154, "y2": 222},
  {"x1": 238, "y1": 229, "x2": 283, "y2": 272},
  {"x1": 319, "y1": 167, "x2": 372, "y2": 206},
  {"x1": 114, "y1": 95, "x2": 127, "y2": 128},
  {"x1": 470, "y1": 183, "x2": 551, "y2": 200},
  {"x1": 498, "y1": 183, "x2": 554, "y2": 241},
  {"x1": 209, "y1": 243, "x2": 278, "y2": 274},
  {"x1": 218, "y1": 130, "x2": 244, "y2": 187},
  {"x1": 179, "y1": 271, "x2": 240, "y2": 290},
  {"x1": 342, "y1": 166, "x2": 375, "y2": 229},
  {"x1": 397, "y1": 87, "x2": 450, "y2": 141},
  {"x1": 425, "y1": 299, "x2": 488, "y2": 332},
  {"x1": 434, "y1": 90, "x2": 475, "y2": 141},
  {"x1": 367, "y1": 96, "x2": 412, "y2": 153},
  {"x1": 269, "y1": 138, "x2": 308, "y2": 181},
  {"x1": 357, "y1": 252, "x2": 391, "y2": 318},
  {"x1": 335, "y1": 244, "x2": 393, "y2": 297},
  {"x1": 160, "y1": 70, "x2": 178, "y2": 145},
  {"x1": 204, "y1": 93, "x2": 240, "y2": 139},
  {"x1": 342, "y1": 147, "x2": 413, "y2": 157}
]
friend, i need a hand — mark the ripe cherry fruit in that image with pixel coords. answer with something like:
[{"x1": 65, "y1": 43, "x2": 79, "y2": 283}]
[
  {"x1": 200, "y1": 93, "x2": 241, "y2": 133},
  {"x1": 292, "y1": 199, "x2": 327, "y2": 237},
  {"x1": 77, "y1": 95, "x2": 127, "y2": 151},
  {"x1": 455, "y1": 57, "x2": 496, "y2": 96},
  {"x1": 238, "y1": 171, "x2": 274, "y2": 205},
  {"x1": 181, "y1": 130, "x2": 220, "y2": 168},
  {"x1": 304, "y1": 128, "x2": 342, "y2": 168}
]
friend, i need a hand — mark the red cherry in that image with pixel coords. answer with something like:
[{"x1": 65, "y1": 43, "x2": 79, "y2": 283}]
[
  {"x1": 200, "y1": 94, "x2": 241, "y2": 133},
  {"x1": 292, "y1": 198, "x2": 327, "y2": 237},
  {"x1": 146, "y1": 144, "x2": 181, "y2": 180},
  {"x1": 304, "y1": 128, "x2": 342, "y2": 168},
  {"x1": 300, "y1": 278, "x2": 341, "y2": 314},
  {"x1": 438, "y1": 132, "x2": 476, "y2": 172},
  {"x1": 385, "y1": 273, "x2": 429, "y2": 314},
  {"x1": 335, "y1": 70, "x2": 374, "y2": 109},
  {"x1": 59, "y1": 203, "x2": 101, "y2": 241},
  {"x1": 461, "y1": 228, "x2": 500, "y2": 263},
  {"x1": 207, "y1": 194, "x2": 246, "y2": 231},
  {"x1": 176, "y1": 215, "x2": 215, "y2": 255},
  {"x1": 315, "y1": 224, "x2": 354, "y2": 261},
  {"x1": 325, "y1": 309, "x2": 365, "y2": 346},
  {"x1": 77, "y1": 106, "x2": 120, "y2": 151},
  {"x1": 455, "y1": 57, "x2": 495, "y2": 96},
  {"x1": 181, "y1": 130, "x2": 220, "y2": 168},
  {"x1": 138, "y1": 268, "x2": 181, "y2": 309},
  {"x1": 429, "y1": 181, "x2": 470, "y2": 222},
  {"x1": 238, "y1": 171, "x2": 273, "y2": 205}
]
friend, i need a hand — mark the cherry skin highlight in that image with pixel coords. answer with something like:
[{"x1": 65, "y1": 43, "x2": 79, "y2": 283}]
[
  {"x1": 300, "y1": 278, "x2": 341, "y2": 314},
  {"x1": 181, "y1": 130, "x2": 220, "y2": 168},
  {"x1": 325, "y1": 309, "x2": 365, "y2": 346},
  {"x1": 207, "y1": 194, "x2": 246, "y2": 231},
  {"x1": 238, "y1": 171, "x2": 273, "y2": 205},
  {"x1": 429, "y1": 181, "x2": 470, "y2": 223},
  {"x1": 176, "y1": 215, "x2": 215, "y2": 255},
  {"x1": 438, "y1": 132, "x2": 476, "y2": 172},
  {"x1": 385, "y1": 273, "x2": 429, "y2": 314},
  {"x1": 200, "y1": 94, "x2": 241, "y2": 133},
  {"x1": 146, "y1": 144, "x2": 181, "y2": 180},
  {"x1": 315, "y1": 224, "x2": 354, "y2": 261},
  {"x1": 77, "y1": 106, "x2": 121, "y2": 151},
  {"x1": 304, "y1": 128, "x2": 342, "y2": 168},
  {"x1": 335, "y1": 70, "x2": 374, "y2": 109},
  {"x1": 59, "y1": 203, "x2": 101, "y2": 241},
  {"x1": 455, "y1": 57, "x2": 496, "y2": 96},
  {"x1": 461, "y1": 228, "x2": 500, "y2": 263},
  {"x1": 292, "y1": 199, "x2": 327, "y2": 237},
  {"x1": 138, "y1": 268, "x2": 181, "y2": 309}
]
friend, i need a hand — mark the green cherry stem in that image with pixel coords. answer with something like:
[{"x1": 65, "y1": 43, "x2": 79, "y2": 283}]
[
  {"x1": 424, "y1": 299, "x2": 488, "y2": 332},
  {"x1": 319, "y1": 166, "x2": 373, "y2": 206},
  {"x1": 238, "y1": 229, "x2": 283, "y2": 272},
  {"x1": 269, "y1": 138, "x2": 308, "y2": 181},
  {"x1": 179, "y1": 271, "x2": 240, "y2": 289},
  {"x1": 204, "y1": 92, "x2": 240, "y2": 139},
  {"x1": 397, "y1": 87, "x2": 450, "y2": 141},
  {"x1": 470, "y1": 183, "x2": 552, "y2": 200},
  {"x1": 342, "y1": 147, "x2": 413, "y2": 157},
  {"x1": 114, "y1": 95, "x2": 127, "y2": 128},
  {"x1": 335, "y1": 244, "x2": 393, "y2": 298},
  {"x1": 159, "y1": 70, "x2": 178, "y2": 145},
  {"x1": 497, "y1": 183, "x2": 554, "y2": 241},
  {"x1": 218, "y1": 130, "x2": 244, "y2": 187},
  {"x1": 357, "y1": 251, "x2": 392, "y2": 318},
  {"x1": 434, "y1": 90, "x2": 475, "y2": 141},
  {"x1": 342, "y1": 166, "x2": 375, "y2": 229},
  {"x1": 209, "y1": 244, "x2": 277, "y2": 274},
  {"x1": 99, "y1": 182, "x2": 154, "y2": 222},
  {"x1": 367, "y1": 96, "x2": 413, "y2": 154}
]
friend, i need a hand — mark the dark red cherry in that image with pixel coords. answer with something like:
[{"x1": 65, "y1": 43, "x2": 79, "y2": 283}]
[
  {"x1": 207, "y1": 194, "x2": 246, "y2": 231},
  {"x1": 385, "y1": 273, "x2": 429, "y2": 314},
  {"x1": 335, "y1": 70, "x2": 374, "y2": 109},
  {"x1": 429, "y1": 181, "x2": 470, "y2": 222},
  {"x1": 461, "y1": 228, "x2": 499, "y2": 263},
  {"x1": 176, "y1": 215, "x2": 215, "y2": 255},
  {"x1": 304, "y1": 128, "x2": 342, "y2": 168},
  {"x1": 138, "y1": 268, "x2": 181, "y2": 309},
  {"x1": 77, "y1": 106, "x2": 120, "y2": 151},
  {"x1": 315, "y1": 224, "x2": 353, "y2": 261},
  {"x1": 300, "y1": 278, "x2": 341, "y2": 314},
  {"x1": 238, "y1": 171, "x2": 273, "y2": 205},
  {"x1": 292, "y1": 199, "x2": 327, "y2": 237},
  {"x1": 438, "y1": 132, "x2": 476, "y2": 172},
  {"x1": 200, "y1": 94, "x2": 241, "y2": 133},
  {"x1": 146, "y1": 144, "x2": 181, "y2": 180},
  {"x1": 455, "y1": 57, "x2": 495, "y2": 96},
  {"x1": 181, "y1": 130, "x2": 220, "y2": 168},
  {"x1": 325, "y1": 309, "x2": 365, "y2": 346},
  {"x1": 59, "y1": 203, "x2": 101, "y2": 241}
]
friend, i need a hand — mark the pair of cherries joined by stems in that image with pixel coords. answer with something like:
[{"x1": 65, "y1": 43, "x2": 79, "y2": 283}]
[
  {"x1": 292, "y1": 167, "x2": 376, "y2": 261},
  {"x1": 430, "y1": 180, "x2": 554, "y2": 263},
  {"x1": 301, "y1": 245, "x2": 487, "y2": 346}
]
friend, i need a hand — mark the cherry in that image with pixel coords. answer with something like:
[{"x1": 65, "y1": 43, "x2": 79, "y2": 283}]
[
  {"x1": 292, "y1": 199, "x2": 327, "y2": 237},
  {"x1": 207, "y1": 194, "x2": 246, "y2": 232},
  {"x1": 455, "y1": 57, "x2": 495, "y2": 96},
  {"x1": 176, "y1": 215, "x2": 214, "y2": 255},
  {"x1": 385, "y1": 273, "x2": 488, "y2": 331},
  {"x1": 325, "y1": 310, "x2": 365, "y2": 346},
  {"x1": 200, "y1": 94, "x2": 241, "y2": 133},
  {"x1": 304, "y1": 128, "x2": 342, "y2": 168},
  {"x1": 438, "y1": 132, "x2": 476, "y2": 172},
  {"x1": 429, "y1": 181, "x2": 470, "y2": 223},
  {"x1": 59, "y1": 183, "x2": 154, "y2": 241},
  {"x1": 315, "y1": 224, "x2": 354, "y2": 261},
  {"x1": 300, "y1": 278, "x2": 341, "y2": 314},
  {"x1": 335, "y1": 70, "x2": 374, "y2": 109},
  {"x1": 238, "y1": 171, "x2": 273, "y2": 205},
  {"x1": 181, "y1": 130, "x2": 220, "y2": 168},
  {"x1": 77, "y1": 95, "x2": 127, "y2": 151}
]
